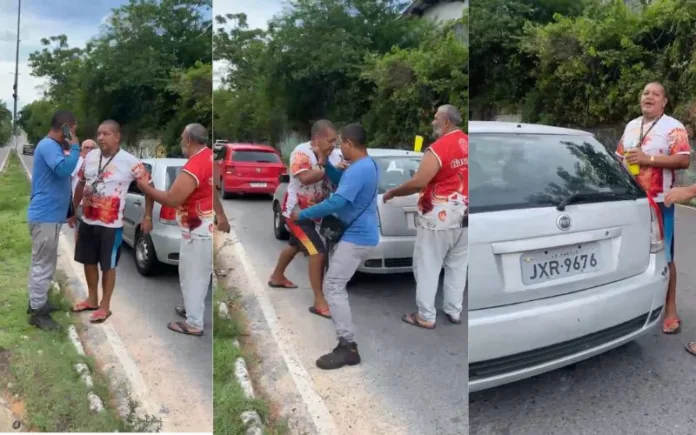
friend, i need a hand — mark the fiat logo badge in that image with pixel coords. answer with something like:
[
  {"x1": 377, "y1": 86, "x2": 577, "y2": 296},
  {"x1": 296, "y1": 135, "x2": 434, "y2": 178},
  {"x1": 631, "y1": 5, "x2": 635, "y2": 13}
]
[{"x1": 557, "y1": 214, "x2": 572, "y2": 231}]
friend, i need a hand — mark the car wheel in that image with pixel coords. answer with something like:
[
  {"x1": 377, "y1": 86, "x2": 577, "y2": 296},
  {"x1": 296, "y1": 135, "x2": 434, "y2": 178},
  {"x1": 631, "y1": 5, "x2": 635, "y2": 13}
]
[
  {"x1": 221, "y1": 178, "x2": 235, "y2": 199},
  {"x1": 273, "y1": 203, "x2": 290, "y2": 240},
  {"x1": 133, "y1": 230, "x2": 160, "y2": 276}
]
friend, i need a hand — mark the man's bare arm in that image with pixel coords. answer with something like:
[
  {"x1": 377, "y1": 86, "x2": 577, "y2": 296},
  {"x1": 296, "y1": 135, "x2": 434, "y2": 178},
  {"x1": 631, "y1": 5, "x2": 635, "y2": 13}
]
[
  {"x1": 138, "y1": 172, "x2": 197, "y2": 208},
  {"x1": 73, "y1": 181, "x2": 85, "y2": 211},
  {"x1": 295, "y1": 168, "x2": 326, "y2": 185}
]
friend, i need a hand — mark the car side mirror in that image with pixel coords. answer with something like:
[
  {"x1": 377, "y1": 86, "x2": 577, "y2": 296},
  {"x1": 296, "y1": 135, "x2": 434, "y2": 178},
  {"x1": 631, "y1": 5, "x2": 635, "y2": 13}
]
[{"x1": 279, "y1": 173, "x2": 290, "y2": 184}]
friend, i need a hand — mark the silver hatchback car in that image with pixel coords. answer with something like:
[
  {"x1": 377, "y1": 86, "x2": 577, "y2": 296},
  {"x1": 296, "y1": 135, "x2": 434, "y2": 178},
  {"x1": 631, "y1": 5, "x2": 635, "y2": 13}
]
[
  {"x1": 121, "y1": 158, "x2": 185, "y2": 276},
  {"x1": 272, "y1": 148, "x2": 423, "y2": 274},
  {"x1": 468, "y1": 121, "x2": 669, "y2": 392}
]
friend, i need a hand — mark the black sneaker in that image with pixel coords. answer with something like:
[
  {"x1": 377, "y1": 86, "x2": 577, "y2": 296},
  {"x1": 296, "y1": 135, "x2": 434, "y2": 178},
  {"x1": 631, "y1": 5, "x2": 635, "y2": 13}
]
[
  {"x1": 316, "y1": 338, "x2": 361, "y2": 370},
  {"x1": 26, "y1": 301, "x2": 59, "y2": 315},
  {"x1": 28, "y1": 304, "x2": 60, "y2": 331}
]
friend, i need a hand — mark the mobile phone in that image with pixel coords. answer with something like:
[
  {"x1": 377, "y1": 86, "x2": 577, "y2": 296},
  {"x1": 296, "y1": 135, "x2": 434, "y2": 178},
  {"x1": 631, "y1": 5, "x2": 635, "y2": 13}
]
[{"x1": 61, "y1": 124, "x2": 73, "y2": 141}]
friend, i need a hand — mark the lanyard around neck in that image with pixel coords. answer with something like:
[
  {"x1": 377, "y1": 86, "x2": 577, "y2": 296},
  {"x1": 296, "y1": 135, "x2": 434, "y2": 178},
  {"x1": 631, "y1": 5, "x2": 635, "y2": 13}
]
[{"x1": 638, "y1": 115, "x2": 662, "y2": 147}]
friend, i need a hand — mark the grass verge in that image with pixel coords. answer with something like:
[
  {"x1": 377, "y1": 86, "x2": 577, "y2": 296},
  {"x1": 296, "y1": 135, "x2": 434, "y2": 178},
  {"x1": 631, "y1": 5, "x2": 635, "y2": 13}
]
[
  {"x1": 0, "y1": 152, "x2": 144, "y2": 432},
  {"x1": 213, "y1": 287, "x2": 288, "y2": 435}
]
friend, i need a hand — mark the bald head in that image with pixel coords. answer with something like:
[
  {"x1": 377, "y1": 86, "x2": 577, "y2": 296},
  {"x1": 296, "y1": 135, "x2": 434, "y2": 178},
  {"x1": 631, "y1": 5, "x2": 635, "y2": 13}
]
[
  {"x1": 437, "y1": 105, "x2": 462, "y2": 126},
  {"x1": 100, "y1": 120, "x2": 121, "y2": 134}
]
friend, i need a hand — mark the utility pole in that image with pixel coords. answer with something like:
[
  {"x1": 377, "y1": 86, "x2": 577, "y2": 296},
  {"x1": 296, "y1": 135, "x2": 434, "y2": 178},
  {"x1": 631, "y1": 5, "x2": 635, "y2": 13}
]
[{"x1": 12, "y1": 0, "x2": 21, "y2": 148}]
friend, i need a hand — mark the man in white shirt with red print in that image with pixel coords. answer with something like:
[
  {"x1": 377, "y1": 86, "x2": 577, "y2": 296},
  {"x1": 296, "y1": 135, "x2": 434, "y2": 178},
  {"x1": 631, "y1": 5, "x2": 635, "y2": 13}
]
[{"x1": 268, "y1": 120, "x2": 342, "y2": 320}]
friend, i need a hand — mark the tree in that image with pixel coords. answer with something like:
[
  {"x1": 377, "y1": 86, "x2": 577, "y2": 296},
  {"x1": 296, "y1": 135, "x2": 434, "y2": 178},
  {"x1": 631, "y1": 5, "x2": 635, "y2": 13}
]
[
  {"x1": 0, "y1": 101, "x2": 12, "y2": 146},
  {"x1": 27, "y1": 0, "x2": 212, "y2": 152},
  {"x1": 17, "y1": 100, "x2": 58, "y2": 145}
]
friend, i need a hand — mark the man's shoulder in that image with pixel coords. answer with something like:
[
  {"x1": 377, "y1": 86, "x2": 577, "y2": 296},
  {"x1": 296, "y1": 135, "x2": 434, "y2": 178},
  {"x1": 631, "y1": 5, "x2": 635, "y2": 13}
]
[
  {"x1": 662, "y1": 115, "x2": 686, "y2": 131},
  {"x1": 35, "y1": 137, "x2": 56, "y2": 152},
  {"x1": 292, "y1": 141, "x2": 312, "y2": 154}
]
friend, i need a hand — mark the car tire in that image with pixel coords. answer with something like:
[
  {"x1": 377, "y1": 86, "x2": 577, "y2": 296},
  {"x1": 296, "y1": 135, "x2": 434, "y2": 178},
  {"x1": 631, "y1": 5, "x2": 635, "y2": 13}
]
[
  {"x1": 273, "y1": 202, "x2": 290, "y2": 240},
  {"x1": 133, "y1": 230, "x2": 160, "y2": 276},
  {"x1": 221, "y1": 178, "x2": 236, "y2": 199}
]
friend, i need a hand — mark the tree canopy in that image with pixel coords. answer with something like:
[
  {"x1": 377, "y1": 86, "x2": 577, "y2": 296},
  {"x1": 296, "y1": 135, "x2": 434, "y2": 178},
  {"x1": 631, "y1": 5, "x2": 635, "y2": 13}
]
[
  {"x1": 19, "y1": 0, "x2": 212, "y2": 155},
  {"x1": 213, "y1": 0, "x2": 468, "y2": 149},
  {"x1": 0, "y1": 101, "x2": 12, "y2": 146},
  {"x1": 470, "y1": 0, "x2": 696, "y2": 131}
]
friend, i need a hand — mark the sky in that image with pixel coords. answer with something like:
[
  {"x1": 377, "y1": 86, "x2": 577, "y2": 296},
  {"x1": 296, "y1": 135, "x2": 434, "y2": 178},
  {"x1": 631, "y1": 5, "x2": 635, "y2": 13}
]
[
  {"x1": 0, "y1": 0, "x2": 130, "y2": 117},
  {"x1": 212, "y1": 0, "x2": 285, "y2": 89}
]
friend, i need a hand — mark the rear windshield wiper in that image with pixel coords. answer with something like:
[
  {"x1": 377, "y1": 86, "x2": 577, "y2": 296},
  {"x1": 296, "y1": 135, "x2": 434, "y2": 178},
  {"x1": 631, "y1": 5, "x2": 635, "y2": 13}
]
[{"x1": 556, "y1": 191, "x2": 637, "y2": 211}]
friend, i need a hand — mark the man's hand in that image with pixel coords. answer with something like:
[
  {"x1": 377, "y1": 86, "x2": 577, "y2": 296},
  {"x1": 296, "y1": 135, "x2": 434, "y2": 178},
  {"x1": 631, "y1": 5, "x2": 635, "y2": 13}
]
[
  {"x1": 136, "y1": 177, "x2": 151, "y2": 191},
  {"x1": 383, "y1": 189, "x2": 396, "y2": 203},
  {"x1": 665, "y1": 186, "x2": 695, "y2": 206},
  {"x1": 625, "y1": 148, "x2": 650, "y2": 165},
  {"x1": 67, "y1": 216, "x2": 77, "y2": 228},
  {"x1": 336, "y1": 160, "x2": 350, "y2": 170},
  {"x1": 217, "y1": 216, "x2": 231, "y2": 233},
  {"x1": 141, "y1": 217, "x2": 153, "y2": 234}
]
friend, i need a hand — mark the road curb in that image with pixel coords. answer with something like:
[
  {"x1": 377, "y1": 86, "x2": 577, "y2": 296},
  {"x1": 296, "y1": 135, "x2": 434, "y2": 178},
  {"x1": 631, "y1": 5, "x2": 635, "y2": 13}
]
[
  {"x1": 0, "y1": 147, "x2": 10, "y2": 172},
  {"x1": 214, "y1": 227, "x2": 338, "y2": 435},
  {"x1": 216, "y1": 301, "x2": 264, "y2": 435},
  {"x1": 13, "y1": 149, "x2": 162, "y2": 430}
]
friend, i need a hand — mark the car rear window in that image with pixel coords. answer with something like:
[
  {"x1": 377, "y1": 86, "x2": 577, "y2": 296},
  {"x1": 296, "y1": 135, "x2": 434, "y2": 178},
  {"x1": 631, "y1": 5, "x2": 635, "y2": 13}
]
[
  {"x1": 469, "y1": 133, "x2": 645, "y2": 213},
  {"x1": 374, "y1": 156, "x2": 422, "y2": 194},
  {"x1": 231, "y1": 150, "x2": 281, "y2": 163},
  {"x1": 166, "y1": 166, "x2": 182, "y2": 189}
]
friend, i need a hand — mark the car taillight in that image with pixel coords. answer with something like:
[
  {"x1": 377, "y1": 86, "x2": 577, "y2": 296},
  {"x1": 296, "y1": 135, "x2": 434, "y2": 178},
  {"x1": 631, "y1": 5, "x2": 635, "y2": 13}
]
[
  {"x1": 160, "y1": 206, "x2": 177, "y2": 225},
  {"x1": 647, "y1": 197, "x2": 664, "y2": 253}
]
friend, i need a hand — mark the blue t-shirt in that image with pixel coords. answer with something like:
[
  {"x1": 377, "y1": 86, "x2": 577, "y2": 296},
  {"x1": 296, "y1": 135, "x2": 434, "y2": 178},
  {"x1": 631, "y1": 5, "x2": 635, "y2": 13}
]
[
  {"x1": 27, "y1": 137, "x2": 80, "y2": 223},
  {"x1": 334, "y1": 156, "x2": 380, "y2": 246}
]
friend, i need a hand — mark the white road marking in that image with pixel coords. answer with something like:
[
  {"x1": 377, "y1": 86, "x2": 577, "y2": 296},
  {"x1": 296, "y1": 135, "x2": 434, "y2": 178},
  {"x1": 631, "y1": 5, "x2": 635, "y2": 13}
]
[{"x1": 223, "y1": 228, "x2": 340, "y2": 435}]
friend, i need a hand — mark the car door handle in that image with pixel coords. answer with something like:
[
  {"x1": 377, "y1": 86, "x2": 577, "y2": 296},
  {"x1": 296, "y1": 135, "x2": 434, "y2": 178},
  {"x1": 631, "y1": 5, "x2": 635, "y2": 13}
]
[{"x1": 133, "y1": 201, "x2": 142, "y2": 206}]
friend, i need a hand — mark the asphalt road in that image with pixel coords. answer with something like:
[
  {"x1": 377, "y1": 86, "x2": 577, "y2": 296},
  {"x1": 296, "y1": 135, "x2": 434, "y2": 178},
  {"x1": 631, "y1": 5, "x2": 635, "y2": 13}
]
[
  {"x1": 21, "y1": 151, "x2": 213, "y2": 431},
  {"x1": 470, "y1": 206, "x2": 696, "y2": 435},
  {"x1": 222, "y1": 194, "x2": 468, "y2": 435}
]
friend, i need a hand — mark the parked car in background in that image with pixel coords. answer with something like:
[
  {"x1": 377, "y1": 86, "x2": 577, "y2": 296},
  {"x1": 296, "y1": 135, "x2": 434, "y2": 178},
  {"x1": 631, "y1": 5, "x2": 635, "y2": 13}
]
[
  {"x1": 77, "y1": 158, "x2": 184, "y2": 276},
  {"x1": 218, "y1": 143, "x2": 286, "y2": 198},
  {"x1": 22, "y1": 143, "x2": 35, "y2": 155},
  {"x1": 468, "y1": 121, "x2": 668, "y2": 392},
  {"x1": 272, "y1": 148, "x2": 423, "y2": 274}
]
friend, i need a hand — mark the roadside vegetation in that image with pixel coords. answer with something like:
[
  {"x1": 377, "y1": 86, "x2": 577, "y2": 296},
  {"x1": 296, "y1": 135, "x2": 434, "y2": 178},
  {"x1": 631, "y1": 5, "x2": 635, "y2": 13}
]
[
  {"x1": 213, "y1": 0, "x2": 468, "y2": 149},
  {"x1": 214, "y1": 289, "x2": 287, "y2": 435},
  {"x1": 0, "y1": 153, "x2": 149, "y2": 431}
]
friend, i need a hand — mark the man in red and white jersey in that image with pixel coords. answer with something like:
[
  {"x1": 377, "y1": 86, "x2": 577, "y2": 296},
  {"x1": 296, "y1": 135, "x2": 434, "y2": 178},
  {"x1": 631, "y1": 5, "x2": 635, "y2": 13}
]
[
  {"x1": 268, "y1": 120, "x2": 342, "y2": 319},
  {"x1": 384, "y1": 104, "x2": 468, "y2": 329},
  {"x1": 137, "y1": 123, "x2": 228, "y2": 336}
]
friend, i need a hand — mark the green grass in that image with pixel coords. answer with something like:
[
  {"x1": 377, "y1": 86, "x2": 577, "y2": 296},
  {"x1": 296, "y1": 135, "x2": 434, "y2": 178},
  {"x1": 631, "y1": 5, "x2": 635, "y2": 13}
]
[
  {"x1": 0, "y1": 152, "x2": 140, "y2": 432},
  {"x1": 213, "y1": 288, "x2": 288, "y2": 435}
]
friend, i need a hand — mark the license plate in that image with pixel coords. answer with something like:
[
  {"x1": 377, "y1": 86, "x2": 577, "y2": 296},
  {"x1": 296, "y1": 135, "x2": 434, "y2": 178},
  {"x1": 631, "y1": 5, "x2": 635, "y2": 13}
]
[
  {"x1": 520, "y1": 243, "x2": 601, "y2": 285},
  {"x1": 250, "y1": 182, "x2": 267, "y2": 188}
]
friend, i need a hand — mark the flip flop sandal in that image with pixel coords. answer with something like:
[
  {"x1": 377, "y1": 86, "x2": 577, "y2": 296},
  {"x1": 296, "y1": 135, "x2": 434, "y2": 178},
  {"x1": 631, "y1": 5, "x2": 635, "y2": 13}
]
[
  {"x1": 268, "y1": 279, "x2": 298, "y2": 289},
  {"x1": 663, "y1": 318, "x2": 681, "y2": 335},
  {"x1": 72, "y1": 300, "x2": 99, "y2": 313},
  {"x1": 308, "y1": 306, "x2": 331, "y2": 319},
  {"x1": 402, "y1": 312, "x2": 436, "y2": 330},
  {"x1": 167, "y1": 321, "x2": 204, "y2": 337},
  {"x1": 89, "y1": 309, "x2": 112, "y2": 324},
  {"x1": 445, "y1": 313, "x2": 462, "y2": 325},
  {"x1": 686, "y1": 342, "x2": 696, "y2": 357},
  {"x1": 175, "y1": 306, "x2": 187, "y2": 319}
]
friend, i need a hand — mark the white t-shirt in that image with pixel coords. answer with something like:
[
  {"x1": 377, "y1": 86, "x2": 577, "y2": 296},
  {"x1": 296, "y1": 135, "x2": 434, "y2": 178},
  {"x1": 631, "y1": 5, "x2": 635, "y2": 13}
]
[
  {"x1": 71, "y1": 156, "x2": 84, "y2": 196},
  {"x1": 281, "y1": 141, "x2": 342, "y2": 218},
  {"x1": 78, "y1": 148, "x2": 149, "y2": 228},
  {"x1": 616, "y1": 114, "x2": 691, "y2": 202}
]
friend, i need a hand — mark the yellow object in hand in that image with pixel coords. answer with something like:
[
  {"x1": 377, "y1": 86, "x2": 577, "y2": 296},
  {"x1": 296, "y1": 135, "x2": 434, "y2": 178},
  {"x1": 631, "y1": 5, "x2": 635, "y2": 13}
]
[
  {"x1": 628, "y1": 163, "x2": 640, "y2": 175},
  {"x1": 414, "y1": 135, "x2": 424, "y2": 152}
]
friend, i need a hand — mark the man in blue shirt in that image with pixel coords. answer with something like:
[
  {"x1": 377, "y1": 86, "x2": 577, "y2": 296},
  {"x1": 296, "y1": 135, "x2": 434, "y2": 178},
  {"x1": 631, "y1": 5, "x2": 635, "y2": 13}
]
[
  {"x1": 26, "y1": 110, "x2": 81, "y2": 330},
  {"x1": 291, "y1": 123, "x2": 379, "y2": 369}
]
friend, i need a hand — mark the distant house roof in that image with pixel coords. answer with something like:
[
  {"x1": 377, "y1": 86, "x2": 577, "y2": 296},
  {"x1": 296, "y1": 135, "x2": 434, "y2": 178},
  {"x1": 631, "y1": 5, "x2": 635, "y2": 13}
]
[{"x1": 402, "y1": 0, "x2": 452, "y2": 17}]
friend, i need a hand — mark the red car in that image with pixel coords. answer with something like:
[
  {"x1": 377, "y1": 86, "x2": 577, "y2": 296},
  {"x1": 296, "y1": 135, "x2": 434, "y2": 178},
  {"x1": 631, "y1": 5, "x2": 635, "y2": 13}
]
[{"x1": 217, "y1": 143, "x2": 287, "y2": 198}]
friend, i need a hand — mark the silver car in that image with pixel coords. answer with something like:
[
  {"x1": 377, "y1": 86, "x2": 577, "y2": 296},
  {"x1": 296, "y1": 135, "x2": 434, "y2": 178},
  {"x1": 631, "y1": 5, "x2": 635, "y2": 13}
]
[
  {"x1": 121, "y1": 158, "x2": 185, "y2": 276},
  {"x1": 468, "y1": 121, "x2": 668, "y2": 392},
  {"x1": 272, "y1": 148, "x2": 422, "y2": 274}
]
